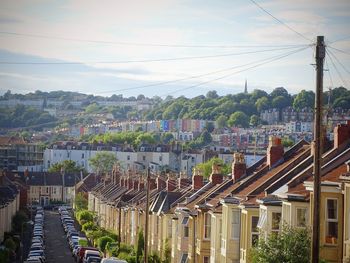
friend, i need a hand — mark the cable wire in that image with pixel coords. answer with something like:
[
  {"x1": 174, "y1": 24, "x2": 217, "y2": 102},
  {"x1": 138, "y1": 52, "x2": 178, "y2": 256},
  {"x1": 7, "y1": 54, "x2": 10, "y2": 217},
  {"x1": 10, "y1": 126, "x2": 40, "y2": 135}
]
[
  {"x1": 327, "y1": 46, "x2": 350, "y2": 56},
  {"x1": 249, "y1": 0, "x2": 313, "y2": 43},
  {"x1": 0, "y1": 30, "x2": 309, "y2": 49},
  {"x1": 0, "y1": 46, "x2": 308, "y2": 65},
  {"x1": 327, "y1": 48, "x2": 350, "y2": 75},
  {"x1": 95, "y1": 45, "x2": 310, "y2": 95},
  {"x1": 159, "y1": 46, "x2": 309, "y2": 97},
  {"x1": 326, "y1": 49, "x2": 349, "y2": 87}
]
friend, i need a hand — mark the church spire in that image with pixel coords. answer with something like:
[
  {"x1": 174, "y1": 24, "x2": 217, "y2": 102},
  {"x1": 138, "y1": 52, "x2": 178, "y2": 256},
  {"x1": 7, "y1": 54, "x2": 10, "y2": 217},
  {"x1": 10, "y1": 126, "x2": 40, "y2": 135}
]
[{"x1": 244, "y1": 79, "x2": 248, "y2": 94}]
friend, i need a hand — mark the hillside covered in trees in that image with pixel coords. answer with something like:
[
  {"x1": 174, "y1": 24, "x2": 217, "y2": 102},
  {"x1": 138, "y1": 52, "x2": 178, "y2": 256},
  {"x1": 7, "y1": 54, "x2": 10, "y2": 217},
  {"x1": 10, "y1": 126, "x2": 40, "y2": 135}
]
[{"x1": 143, "y1": 86, "x2": 350, "y2": 127}]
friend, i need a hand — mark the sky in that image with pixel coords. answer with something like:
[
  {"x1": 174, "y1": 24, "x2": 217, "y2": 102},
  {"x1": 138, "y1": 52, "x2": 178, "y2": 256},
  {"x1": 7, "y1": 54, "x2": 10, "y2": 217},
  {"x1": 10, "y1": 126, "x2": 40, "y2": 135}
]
[{"x1": 0, "y1": 0, "x2": 349, "y2": 98}]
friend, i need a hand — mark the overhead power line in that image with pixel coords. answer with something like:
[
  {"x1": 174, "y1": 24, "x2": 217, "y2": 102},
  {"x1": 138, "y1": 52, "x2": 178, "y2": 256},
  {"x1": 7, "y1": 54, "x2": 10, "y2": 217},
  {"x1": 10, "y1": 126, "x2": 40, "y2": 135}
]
[
  {"x1": 249, "y1": 0, "x2": 313, "y2": 43},
  {"x1": 326, "y1": 49, "x2": 349, "y2": 87},
  {"x1": 0, "y1": 46, "x2": 309, "y2": 65},
  {"x1": 159, "y1": 46, "x2": 309, "y2": 97},
  {"x1": 95, "y1": 45, "x2": 310, "y2": 94},
  {"x1": 327, "y1": 46, "x2": 350, "y2": 56},
  {"x1": 0, "y1": 30, "x2": 308, "y2": 49},
  {"x1": 327, "y1": 49, "x2": 350, "y2": 75}
]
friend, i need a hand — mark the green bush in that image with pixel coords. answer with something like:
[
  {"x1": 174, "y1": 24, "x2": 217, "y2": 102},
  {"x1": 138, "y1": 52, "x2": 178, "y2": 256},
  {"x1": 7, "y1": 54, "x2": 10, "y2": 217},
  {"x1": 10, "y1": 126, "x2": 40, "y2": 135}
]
[
  {"x1": 76, "y1": 210, "x2": 94, "y2": 224},
  {"x1": 249, "y1": 226, "x2": 310, "y2": 263},
  {"x1": 82, "y1": 221, "x2": 97, "y2": 233},
  {"x1": 0, "y1": 249, "x2": 9, "y2": 263},
  {"x1": 97, "y1": 236, "x2": 114, "y2": 255},
  {"x1": 11, "y1": 210, "x2": 28, "y2": 233},
  {"x1": 4, "y1": 238, "x2": 16, "y2": 252}
]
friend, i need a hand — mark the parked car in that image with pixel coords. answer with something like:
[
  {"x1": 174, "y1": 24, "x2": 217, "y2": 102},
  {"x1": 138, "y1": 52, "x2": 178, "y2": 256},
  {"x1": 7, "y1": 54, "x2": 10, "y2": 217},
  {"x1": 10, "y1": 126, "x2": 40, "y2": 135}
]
[
  {"x1": 101, "y1": 258, "x2": 127, "y2": 263},
  {"x1": 78, "y1": 247, "x2": 99, "y2": 263},
  {"x1": 83, "y1": 250, "x2": 101, "y2": 263}
]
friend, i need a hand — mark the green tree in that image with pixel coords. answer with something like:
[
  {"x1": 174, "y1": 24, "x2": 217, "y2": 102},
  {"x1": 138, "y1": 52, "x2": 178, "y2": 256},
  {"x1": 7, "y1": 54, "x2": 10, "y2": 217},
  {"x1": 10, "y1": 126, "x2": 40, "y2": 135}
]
[
  {"x1": 282, "y1": 137, "x2": 294, "y2": 148},
  {"x1": 249, "y1": 115, "x2": 260, "y2": 127},
  {"x1": 272, "y1": 96, "x2": 290, "y2": 109},
  {"x1": 250, "y1": 89, "x2": 268, "y2": 101},
  {"x1": 206, "y1": 90, "x2": 219, "y2": 99},
  {"x1": 255, "y1": 97, "x2": 269, "y2": 112},
  {"x1": 161, "y1": 133, "x2": 174, "y2": 144},
  {"x1": 98, "y1": 236, "x2": 114, "y2": 256},
  {"x1": 74, "y1": 193, "x2": 88, "y2": 211},
  {"x1": 293, "y1": 90, "x2": 315, "y2": 110},
  {"x1": 228, "y1": 111, "x2": 249, "y2": 128},
  {"x1": 82, "y1": 221, "x2": 97, "y2": 233},
  {"x1": 48, "y1": 160, "x2": 84, "y2": 173},
  {"x1": 135, "y1": 229, "x2": 144, "y2": 263},
  {"x1": 89, "y1": 151, "x2": 117, "y2": 175},
  {"x1": 216, "y1": 115, "x2": 228, "y2": 129},
  {"x1": 195, "y1": 157, "x2": 230, "y2": 178},
  {"x1": 11, "y1": 210, "x2": 28, "y2": 233},
  {"x1": 249, "y1": 226, "x2": 311, "y2": 263},
  {"x1": 162, "y1": 238, "x2": 171, "y2": 263},
  {"x1": 76, "y1": 210, "x2": 94, "y2": 224}
]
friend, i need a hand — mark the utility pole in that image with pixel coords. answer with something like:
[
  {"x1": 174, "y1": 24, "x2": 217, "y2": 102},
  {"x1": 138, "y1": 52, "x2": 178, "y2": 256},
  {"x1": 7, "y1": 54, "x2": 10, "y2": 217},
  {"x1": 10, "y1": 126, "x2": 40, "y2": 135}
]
[
  {"x1": 311, "y1": 35, "x2": 325, "y2": 263},
  {"x1": 118, "y1": 205, "x2": 121, "y2": 247},
  {"x1": 144, "y1": 167, "x2": 150, "y2": 263}
]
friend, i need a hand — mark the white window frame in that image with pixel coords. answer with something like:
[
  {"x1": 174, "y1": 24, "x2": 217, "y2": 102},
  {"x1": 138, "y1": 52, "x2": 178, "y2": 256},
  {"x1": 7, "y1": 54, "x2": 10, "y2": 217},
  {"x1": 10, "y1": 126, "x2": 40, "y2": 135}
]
[
  {"x1": 251, "y1": 216, "x2": 259, "y2": 247},
  {"x1": 204, "y1": 213, "x2": 211, "y2": 239},
  {"x1": 325, "y1": 198, "x2": 338, "y2": 245},
  {"x1": 257, "y1": 209, "x2": 267, "y2": 229},
  {"x1": 296, "y1": 207, "x2": 307, "y2": 228},
  {"x1": 231, "y1": 209, "x2": 240, "y2": 240},
  {"x1": 271, "y1": 212, "x2": 281, "y2": 233},
  {"x1": 182, "y1": 216, "x2": 189, "y2": 238}
]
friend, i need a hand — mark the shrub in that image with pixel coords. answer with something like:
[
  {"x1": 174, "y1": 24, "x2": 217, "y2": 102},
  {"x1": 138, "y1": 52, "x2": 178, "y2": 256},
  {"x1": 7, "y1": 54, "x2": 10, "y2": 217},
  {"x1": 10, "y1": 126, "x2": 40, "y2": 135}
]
[
  {"x1": 249, "y1": 225, "x2": 310, "y2": 263},
  {"x1": 4, "y1": 238, "x2": 16, "y2": 252},
  {"x1": 82, "y1": 221, "x2": 97, "y2": 233},
  {"x1": 98, "y1": 236, "x2": 114, "y2": 256},
  {"x1": 76, "y1": 210, "x2": 94, "y2": 224},
  {"x1": 11, "y1": 210, "x2": 28, "y2": 233}
]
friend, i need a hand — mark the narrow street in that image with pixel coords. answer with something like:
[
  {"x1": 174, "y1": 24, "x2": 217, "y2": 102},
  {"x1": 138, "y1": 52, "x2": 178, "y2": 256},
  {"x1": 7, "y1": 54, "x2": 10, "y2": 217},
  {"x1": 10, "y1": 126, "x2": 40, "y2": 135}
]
[{"x1": 44, "y1": 210, "x2": 75, "y2": 263}]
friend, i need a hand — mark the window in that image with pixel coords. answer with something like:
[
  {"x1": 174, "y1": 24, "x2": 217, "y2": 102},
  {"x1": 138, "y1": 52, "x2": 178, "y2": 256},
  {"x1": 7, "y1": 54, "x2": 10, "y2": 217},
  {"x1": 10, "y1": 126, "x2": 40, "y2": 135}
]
[
  {"x1": 257, "y1": 209, "x2": 267, "y2": 229},
  {"x1": 184, "y1": 225, "x2": 189, "y2": 238},
  {"x1": 296, "y1": 207, "x2": 307, "y2": 227},
  {"x1": 180, "y1": 253, "x2": 188, "y2": 263},
  {"x1": 67, "y1": 152, "x2": 70, "y2": 158},
  {"x1": 251, "y1": 216, "x2": 259, "y2": 246},
  {"x1": 218, "y1": 218, "x2": 222, "y2": 246},
  {"x1": 231, "y1": 209, "x2": 240, "y2": 239},
  {"x1": 159, "y1": 156, "x2": 162, "y2": 162},
  {"x1": 203, "y1": 256, "x2": 209, "y2": 263},
  {"x1": 53, "y1": 187, "x2": 57, "y2": 194},
  {"x1": 127, "y1": 155, "x2": 130, "y2": 160},
  {"x1": 143, "y1": 156, "x2": 146, "y2": 161},
  {"x1": 46, "y1": 187, "x2": 49, "y2": 194},
  {"x1": 168, "y1": 220, "x2": 172, "y2": 238},
  {"x1": 271, "y1": 212, "x2": 281, "y2": 233},
  {"x1": 82, "y1": 153, "x2": 84, "y2": 159},
  {"x1": 326, "y1": 199, "x2": 338, "y2": 244},
  {"x1": 204, "y1": 213, "x2": 211, "y2": 239}
]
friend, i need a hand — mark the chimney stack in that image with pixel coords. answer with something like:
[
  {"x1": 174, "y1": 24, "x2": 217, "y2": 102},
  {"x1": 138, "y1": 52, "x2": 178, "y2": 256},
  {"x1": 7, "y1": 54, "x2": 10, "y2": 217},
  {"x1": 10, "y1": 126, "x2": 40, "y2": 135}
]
[
  {"x1": 267, "y1": 136, "x2": 284, "y2": 168},
  {"x1": 334, "y1": 120, "x2": 350, "y2": 148},
  {"x1": 157, "y1": 175, "x2": 166, "y2": 190},
  {"x1": 192, "y1": 168, "x2": 204, "y2": 190},
  {"x1": 209, "y1": 163, "x2": 223, "y2": 185},
  {"x1": 178, "y1": 172, "x2": 191, "y2": 189},
  {"x1": 166, "y1": 174, "x2": 177, "y2": 192},
  {"x1": 149, "y1": 178, "x2": 157, "y2": 190},
  {"x1": 232, "y1": 153, "x2": 246, "y2": 181}
]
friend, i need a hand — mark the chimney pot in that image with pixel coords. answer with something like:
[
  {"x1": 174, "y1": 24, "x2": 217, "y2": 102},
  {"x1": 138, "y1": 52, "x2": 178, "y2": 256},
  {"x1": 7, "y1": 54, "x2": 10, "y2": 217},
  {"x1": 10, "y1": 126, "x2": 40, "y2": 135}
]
[
  {"x1": 232, "y1": 153, "x2": 246, "y2": 181},
  {"x1": 334, "y1": 120, "x2": 350, "y2": 148},
  {"x1": 209, "y1": 163, "x2": 223, "y2": 185},
  {"x1": 267, "y1": 136, "x2": 284, "y2": 168},
  {"x1": 192, "y1": 168, "x2": 204, "y2": 190}
]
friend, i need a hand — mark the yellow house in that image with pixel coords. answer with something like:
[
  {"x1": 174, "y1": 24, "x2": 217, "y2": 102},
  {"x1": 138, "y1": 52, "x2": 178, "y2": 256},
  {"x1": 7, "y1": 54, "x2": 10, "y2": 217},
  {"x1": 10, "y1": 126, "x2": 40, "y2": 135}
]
[{"x1": 340, "y1": 161, "x2": 350, "y2": 262}]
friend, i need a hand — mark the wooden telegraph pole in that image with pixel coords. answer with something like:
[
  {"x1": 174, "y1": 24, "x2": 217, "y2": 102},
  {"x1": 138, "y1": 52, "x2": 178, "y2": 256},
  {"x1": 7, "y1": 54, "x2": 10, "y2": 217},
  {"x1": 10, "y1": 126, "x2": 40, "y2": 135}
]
[
  {"x1": 311, "y1": 35, "x2": 325, "y2": 263},
  {"x1": 144, "y1": 167, "x2": 150, "y2": 263}
]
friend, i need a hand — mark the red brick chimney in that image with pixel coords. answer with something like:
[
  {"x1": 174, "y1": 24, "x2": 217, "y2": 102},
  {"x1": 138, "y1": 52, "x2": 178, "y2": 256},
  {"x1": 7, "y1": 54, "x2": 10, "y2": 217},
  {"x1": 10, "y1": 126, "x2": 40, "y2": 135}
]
[
  {"x1": 157, "y1": 176, "x2": 166, "y2": 190},
  {"x1": 166, "y1": 175, "x2": 177, "y2": 192},
  {"x1": 192, "y1": 168, "x2": 204, "y2": 190},
  {"x1": 209, "y1": 163, "x2": 223, "y2": 185},
  {"x1": 267, "y1": 136, "x2": 284, "y2": 168},
  {"x1": 178, "y1": 172, "x2": 191, "y2": 189},
  {"x1": 133, "y1": 179, "x2": 139, "y2": 190},
  {"x1": 138, "y1": 178, "x2": 145, "y2": 191},
  {"x1": 334, "y1": 120, "x2": 350, "y2": 148},
  {"x1": 149, "y1": 178, "x2": 157, "y2": 190},
  {"x1": 232, "y1": 153, "x2": 246, "y2": 181}
]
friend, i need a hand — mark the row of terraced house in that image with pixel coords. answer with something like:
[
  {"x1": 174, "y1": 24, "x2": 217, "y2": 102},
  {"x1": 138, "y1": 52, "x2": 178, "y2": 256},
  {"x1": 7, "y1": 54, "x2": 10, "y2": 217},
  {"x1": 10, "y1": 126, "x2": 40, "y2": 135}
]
[{"x1": 87, "y1": 121, "x2": 350, "y2": 263}]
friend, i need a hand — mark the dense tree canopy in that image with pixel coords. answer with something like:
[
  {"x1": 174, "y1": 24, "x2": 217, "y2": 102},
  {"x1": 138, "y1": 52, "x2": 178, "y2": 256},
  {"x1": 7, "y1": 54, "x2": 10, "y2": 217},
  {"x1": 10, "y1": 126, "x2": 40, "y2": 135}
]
[{"x1": 89, "y1": 151, "x2": 117, "y2": 175}]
